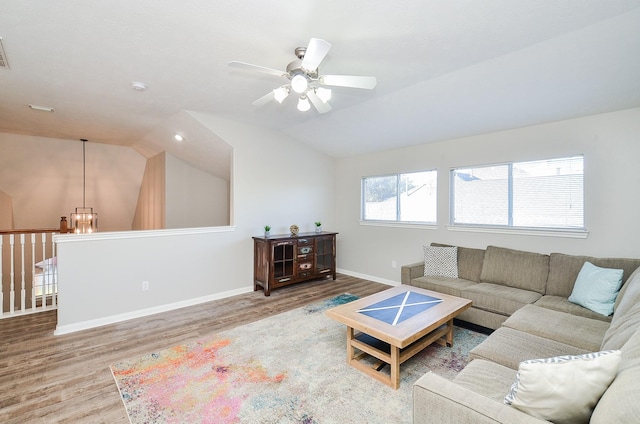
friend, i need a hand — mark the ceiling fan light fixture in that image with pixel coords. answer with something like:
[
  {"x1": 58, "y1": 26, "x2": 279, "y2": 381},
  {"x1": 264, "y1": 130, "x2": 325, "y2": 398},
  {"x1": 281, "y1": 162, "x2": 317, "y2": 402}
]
[
  {"x1": 315, "y1": 87, "x2": 331, "y2": 103},
  {"x1": 291, "y1": 74, "x2": 308, "y2": 94},
  {"x1": 273, "y1": 86, "x2": 289, "y2": 103},
  {"x1": 297, "y1": 95, "x2": 311, "y2": 112}
]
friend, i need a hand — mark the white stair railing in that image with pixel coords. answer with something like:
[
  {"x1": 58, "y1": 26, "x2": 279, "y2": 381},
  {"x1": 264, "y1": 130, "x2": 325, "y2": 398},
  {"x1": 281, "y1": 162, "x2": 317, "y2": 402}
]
[{"x1": 1, "y1": 229, "x2": 58, "y2": 318}]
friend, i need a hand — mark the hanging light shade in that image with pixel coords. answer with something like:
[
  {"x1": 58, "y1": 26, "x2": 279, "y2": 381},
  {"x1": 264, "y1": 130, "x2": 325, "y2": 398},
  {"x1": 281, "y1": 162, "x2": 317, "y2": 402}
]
[
  {"x1": 297, "y1": 95, "x2": 311, "y2": 112},
  {"x1": 273, "y1": 86, "x2": 289, "y2": 103},
  {"x1": 290, "y1": 74, "x2": 308, "y2": 94},
  {"x1": 70, "y1": 139, "x2": 98, "y2": 234}
]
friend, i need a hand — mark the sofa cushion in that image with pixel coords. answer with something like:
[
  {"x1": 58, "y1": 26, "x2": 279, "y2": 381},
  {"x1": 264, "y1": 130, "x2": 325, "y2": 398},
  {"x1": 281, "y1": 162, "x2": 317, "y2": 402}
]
[
  {"x1": 503, "y1": 304, "x2": 607, "y2": 351},
  {"x1": 612, "y1": 266, "x2": 640, "y2": 322},
  {"x1": 480, "y1": 246, "x2": 549, "y2": 294},
  {"x1": 409, "y1": 276, "x2": 476, "y2": 298},
  {"x1": 454, "y1": 359, "x2": 517, "y2": 403},
  {"x1": 546, "y1": 253, "x2": 640, "y2": 298},
  {"x1": 423, "y1": 245, "x2": 458, "y2": 278},
  {"x1": 533, "y1": 295, "x2": 612, "y2": 322},
  {"x1": 431, "y1": 243, "x2": 485, "y2": 282},
  {"x1": 413, "y1": 372, "x2": 546, "y2": 424},
  {"x1": 470, "y1": 327, "x2": 590, "y2": 370},
  {"x1": 601, "y1": 300, "x2": 640, "y2": 350},
  {"x1": 504, "y1": 350, "x2": 621, "y2": 424},
  {"x1": 591, "y1": 327, "x2": 640, "y2": 423},
  {"x1": 461, "y1": 283, "x2": 541, "y2": 316},
  {"x1": 568, "y1": 262, "x2": 623, "y2": 317}
]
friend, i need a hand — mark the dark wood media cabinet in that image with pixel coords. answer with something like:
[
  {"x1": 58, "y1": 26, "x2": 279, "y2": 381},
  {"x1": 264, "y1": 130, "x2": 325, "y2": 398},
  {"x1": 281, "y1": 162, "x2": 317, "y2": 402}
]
[{"x1": 252, "y1": 232, "x2": 337, "y2": 296}]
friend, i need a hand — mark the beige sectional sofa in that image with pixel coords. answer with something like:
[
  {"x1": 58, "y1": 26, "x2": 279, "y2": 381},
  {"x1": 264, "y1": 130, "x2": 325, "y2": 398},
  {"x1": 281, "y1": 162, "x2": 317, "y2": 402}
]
[{"x1": 401, "y1": 243, "x2": 640, "y2": 423}]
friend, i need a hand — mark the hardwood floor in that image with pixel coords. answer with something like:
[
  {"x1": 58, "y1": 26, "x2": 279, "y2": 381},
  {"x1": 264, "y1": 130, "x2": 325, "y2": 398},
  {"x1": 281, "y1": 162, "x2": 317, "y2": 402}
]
[{"x1": 0, "y1": 275, "x2": 389, "y2": 423}]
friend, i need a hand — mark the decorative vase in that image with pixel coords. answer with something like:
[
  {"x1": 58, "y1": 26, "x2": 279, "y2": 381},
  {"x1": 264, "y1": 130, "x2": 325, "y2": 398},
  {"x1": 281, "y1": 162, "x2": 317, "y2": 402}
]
[
  {"x1": 265, "y1": 230, "x2": 270, "y2": 237},
  {"x1": 315, "y1": 226, "x2": 322, "y2": 233}
]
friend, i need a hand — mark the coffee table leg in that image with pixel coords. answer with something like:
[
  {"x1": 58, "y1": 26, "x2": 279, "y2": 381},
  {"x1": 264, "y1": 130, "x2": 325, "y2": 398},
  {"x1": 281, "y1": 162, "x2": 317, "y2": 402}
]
[
  {"x1": 446, "y1": 319, "x2": 454, "y2": 347},
  {"x1": 390, "y1": 346, "x2": 400, "y2": 389},
  {"x1": 346, "y1": 326, "x2": 355, "y2": 363}
]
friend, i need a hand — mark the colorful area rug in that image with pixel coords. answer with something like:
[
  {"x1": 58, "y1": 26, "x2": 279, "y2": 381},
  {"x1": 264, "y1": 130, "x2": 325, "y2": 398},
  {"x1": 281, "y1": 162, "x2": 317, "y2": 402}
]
[{"x1": 110, "y1": 294, "x2": 487, "y2": 424}]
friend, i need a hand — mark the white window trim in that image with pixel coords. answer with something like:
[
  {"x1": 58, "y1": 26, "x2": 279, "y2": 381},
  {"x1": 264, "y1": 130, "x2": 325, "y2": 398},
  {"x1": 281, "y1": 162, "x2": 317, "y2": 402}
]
[
  {"x1": 359, "y1": 220, "x2": 438, "y2": 230},
  {"x1": 446, "y1": 224, "x2": 588, "y2": 239},
  {"x1": 361, "y1": 170, "x2": 438, "y2": 224}
]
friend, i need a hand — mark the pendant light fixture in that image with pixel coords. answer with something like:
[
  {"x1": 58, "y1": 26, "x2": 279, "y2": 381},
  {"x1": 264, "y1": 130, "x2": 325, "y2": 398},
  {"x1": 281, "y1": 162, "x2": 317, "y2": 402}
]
[{"x1": 70, "y1": 139, "x2": 98, "y2": 233}]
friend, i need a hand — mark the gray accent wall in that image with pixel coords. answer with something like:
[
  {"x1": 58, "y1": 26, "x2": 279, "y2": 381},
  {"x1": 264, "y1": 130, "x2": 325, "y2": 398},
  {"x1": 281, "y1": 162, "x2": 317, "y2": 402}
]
[{"x1": 335, "y1": 107, "x2": 640, "y2": 284}]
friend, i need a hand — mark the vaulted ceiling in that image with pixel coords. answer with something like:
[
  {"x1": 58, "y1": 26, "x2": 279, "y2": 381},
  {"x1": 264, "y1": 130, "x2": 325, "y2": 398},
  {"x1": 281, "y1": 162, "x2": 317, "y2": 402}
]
[{"x1": 1, "y1": 0, "x2": 639, "y2": 159}]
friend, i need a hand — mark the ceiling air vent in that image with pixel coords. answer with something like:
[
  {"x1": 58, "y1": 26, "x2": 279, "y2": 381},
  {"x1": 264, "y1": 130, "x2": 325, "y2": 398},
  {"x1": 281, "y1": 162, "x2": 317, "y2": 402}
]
[{"x1": 0, "y1": 38, "x2": 9, "y2": 69}]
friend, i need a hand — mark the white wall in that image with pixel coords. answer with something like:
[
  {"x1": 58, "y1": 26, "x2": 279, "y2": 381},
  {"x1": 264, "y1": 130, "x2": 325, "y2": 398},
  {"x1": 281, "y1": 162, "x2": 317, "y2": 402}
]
[
  {"x1": 335, "y1": 107, "x2": 640, "y2": 283},
  {"x1": 55, "y1": 114, "x2": 336, "y2": 333},
  {"x1": 165, "y1": 152, "x2": 229, "y2": 228},
  {"x1": 0, "y1": 134, "x2": 146, "y2": 231}
]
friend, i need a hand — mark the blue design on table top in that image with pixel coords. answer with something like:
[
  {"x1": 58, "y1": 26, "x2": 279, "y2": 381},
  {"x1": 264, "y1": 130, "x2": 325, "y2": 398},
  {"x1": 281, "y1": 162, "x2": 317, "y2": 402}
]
[{"x1": 357, "y1": 291, "x2": 443, "y2": 326}]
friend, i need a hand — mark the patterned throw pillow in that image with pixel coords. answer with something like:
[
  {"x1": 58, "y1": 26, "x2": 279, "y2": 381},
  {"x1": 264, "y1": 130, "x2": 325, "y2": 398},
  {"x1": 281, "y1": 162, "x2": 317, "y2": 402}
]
[
  {"x1": 423, "y1": 246, "x2": 458, "y2": 278},
  {"x1": 504, "y1": 350, "x2": 621, "y2": 424}
]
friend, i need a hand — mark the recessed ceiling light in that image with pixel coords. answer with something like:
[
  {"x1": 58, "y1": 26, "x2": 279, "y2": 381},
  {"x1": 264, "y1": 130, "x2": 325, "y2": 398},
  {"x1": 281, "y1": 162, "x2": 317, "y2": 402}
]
[
  {"x1": 174, "y1": 134, "x2": 184, "y2": 142},
  {"x1": 28, "y1": 104, "x2": 54, "y2": 112},
  {"x1": 131, "y1": 81, "x2": 147, "y2": 91}
]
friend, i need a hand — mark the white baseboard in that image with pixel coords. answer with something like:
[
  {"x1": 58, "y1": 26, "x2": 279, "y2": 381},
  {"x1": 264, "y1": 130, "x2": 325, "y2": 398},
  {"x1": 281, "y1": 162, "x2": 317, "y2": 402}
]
[
  {"x1": 54, "y1": 285, "x2": 254, "y2": 336},
  {"x1": 337, "y1": 268, "x2": 400, "y2": 287}
]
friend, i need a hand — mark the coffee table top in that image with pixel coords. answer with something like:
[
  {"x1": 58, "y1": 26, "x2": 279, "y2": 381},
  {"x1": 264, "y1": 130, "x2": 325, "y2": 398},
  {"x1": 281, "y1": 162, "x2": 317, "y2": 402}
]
[{"x1": 326, "y1": 285, "x2": 472, "y2": 348}]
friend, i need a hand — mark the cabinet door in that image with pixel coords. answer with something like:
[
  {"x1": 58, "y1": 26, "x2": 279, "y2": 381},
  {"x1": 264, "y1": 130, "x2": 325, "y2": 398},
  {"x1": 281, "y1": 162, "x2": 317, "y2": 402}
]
[
  {"x1": 272, "y1": 241, "x2": 295, "y2": 283},
  {"x1": 315, "y1": 236, "x2": 334, "y2": 273}
]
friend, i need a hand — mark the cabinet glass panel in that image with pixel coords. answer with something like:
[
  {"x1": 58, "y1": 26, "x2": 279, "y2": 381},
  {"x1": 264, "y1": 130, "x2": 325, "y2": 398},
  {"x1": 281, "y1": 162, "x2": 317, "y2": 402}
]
[
  {"x1": 316, "y1": 237, "x2": 333, "y2": 271},
  {"x1": 273, "y1": 244, "x2": 294, "y2": 278}
]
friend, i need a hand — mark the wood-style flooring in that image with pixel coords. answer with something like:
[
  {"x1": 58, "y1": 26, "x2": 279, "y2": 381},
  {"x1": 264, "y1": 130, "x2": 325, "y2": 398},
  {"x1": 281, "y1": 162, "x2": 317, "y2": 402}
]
[{"x1": 0, "y1": 275, "x2": 389, "y2": 423}]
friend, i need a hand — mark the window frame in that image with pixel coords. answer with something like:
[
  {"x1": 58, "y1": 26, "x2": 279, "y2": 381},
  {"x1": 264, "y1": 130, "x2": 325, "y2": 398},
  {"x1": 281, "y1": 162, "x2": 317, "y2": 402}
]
[
  {"x1": 360, "y1": 170, "x2": 438, "y2": 225},
  {"x1": 449, "y1": 155, "x2": 586, "y2": 234}
]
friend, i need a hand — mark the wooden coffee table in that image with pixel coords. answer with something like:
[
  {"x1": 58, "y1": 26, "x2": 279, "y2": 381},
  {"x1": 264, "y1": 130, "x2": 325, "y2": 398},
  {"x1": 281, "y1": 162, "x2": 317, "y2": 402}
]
[{"x1": 326, "y1": 285, "x2": 472, "y2": 389}]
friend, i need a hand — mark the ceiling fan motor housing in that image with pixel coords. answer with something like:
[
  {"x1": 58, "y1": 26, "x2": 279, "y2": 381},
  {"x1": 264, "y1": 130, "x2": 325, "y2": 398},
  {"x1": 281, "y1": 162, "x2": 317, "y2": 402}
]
[{"x1": 286, "y1": 58, "x2": 317, "y2": 79}]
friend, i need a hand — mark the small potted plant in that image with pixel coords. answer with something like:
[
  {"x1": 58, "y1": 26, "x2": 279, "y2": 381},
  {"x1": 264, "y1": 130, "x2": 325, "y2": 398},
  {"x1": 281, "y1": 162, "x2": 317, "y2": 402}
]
[
  {"x1": 264, "y1": 225, "x2": 271, "y2": 237},
  {"x1": 314, "y1": 221, "x2": 322, "y2": 233}
]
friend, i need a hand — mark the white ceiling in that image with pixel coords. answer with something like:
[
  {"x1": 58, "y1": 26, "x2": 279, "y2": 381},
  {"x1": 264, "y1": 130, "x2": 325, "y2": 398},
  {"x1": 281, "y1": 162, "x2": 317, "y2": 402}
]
[{"x1": 1, "y1": 0, "x2": 640, "y2": 159}]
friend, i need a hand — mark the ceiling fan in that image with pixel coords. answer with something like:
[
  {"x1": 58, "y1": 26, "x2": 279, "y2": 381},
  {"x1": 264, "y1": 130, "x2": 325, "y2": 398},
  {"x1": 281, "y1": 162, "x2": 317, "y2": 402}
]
[{"x1": 228, "y1": 38, "x2": 377, "y2": 114}]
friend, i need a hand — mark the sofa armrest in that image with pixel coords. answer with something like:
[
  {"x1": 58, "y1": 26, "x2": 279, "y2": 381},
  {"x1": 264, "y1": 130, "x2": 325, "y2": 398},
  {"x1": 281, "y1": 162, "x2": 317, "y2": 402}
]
[
  {"x1": 413, "y1": 372, "x2": 547, "y2": 424},
  {"x1": 401, "y1": 261, "x2": 424, "y2": 284}
]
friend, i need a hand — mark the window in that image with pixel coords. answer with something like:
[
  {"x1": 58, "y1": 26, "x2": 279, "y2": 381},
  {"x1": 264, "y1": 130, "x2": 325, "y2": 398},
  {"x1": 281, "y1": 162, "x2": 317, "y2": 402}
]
[
  {"x1": 451, "y1": 155, "x2": 584, "y2": 230},
  {"x1": 362, "y1": 170, "x2": 437, "y2": 223}
]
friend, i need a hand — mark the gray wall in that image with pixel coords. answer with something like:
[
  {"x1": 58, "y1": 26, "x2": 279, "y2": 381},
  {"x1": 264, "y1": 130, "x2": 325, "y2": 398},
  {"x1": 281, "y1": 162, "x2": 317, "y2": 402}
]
[
  {"x1": 335, "y1": 107, "x2": 640, "y2": 284},
  {"x1": 55, "y1": 113, "x2": 336, "y2": 333}
]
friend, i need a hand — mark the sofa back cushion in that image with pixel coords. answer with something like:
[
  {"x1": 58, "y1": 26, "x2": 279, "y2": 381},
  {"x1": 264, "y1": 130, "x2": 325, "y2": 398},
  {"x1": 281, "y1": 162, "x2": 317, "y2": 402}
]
[
  {"x1": 601, "y1": 268, "x2": 640, "y2": 350},
  {"x1": 431, "y1": 243, "x2": 485, "y2": 282},
  {"x1": 480, "y1": 246, "x2": 549, "y2": 294},
  {"x1": 613, "y1": 266, "x2": 640, "y2": 315},
  {"x1": 591, "y1": 327, "x2": 640, "y2": 423},
  {"x1": 546, "y1": 253, "x2": 640, "y2": 298}
]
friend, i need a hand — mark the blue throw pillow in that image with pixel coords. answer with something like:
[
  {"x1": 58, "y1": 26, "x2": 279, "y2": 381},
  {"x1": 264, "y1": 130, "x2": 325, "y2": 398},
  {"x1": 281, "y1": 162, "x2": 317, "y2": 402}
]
[{"x1": 568, "y1": 262, "x2": 623, "y2": 316}]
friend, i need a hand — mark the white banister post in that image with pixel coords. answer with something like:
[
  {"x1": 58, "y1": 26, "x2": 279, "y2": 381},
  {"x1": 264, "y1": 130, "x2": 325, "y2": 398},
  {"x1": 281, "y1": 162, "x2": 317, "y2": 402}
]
[
  {"x1": 52, "y1": 233, "x2": 57, "y2": 308},
  {"x1": 40, "y1": 233, "x2": 47, "y2": 307},
  {"x1": 31, "y1": 233, "x2": 36, "y2": 311},
  {"x1": 9, "y1": 234, "x2": 15, "y2": 313},
  {"x1": 20, "y1": 234, "x2": 26, "y2": 312}
]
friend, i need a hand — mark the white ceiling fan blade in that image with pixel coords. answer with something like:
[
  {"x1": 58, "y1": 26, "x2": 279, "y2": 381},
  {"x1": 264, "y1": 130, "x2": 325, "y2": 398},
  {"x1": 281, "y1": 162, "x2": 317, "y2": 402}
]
[
  {"x1": 252, "y1": 91, "x2": 275, "y2": 107},
  {"x1": 307, "y1": 91, "x2": 332, "y2": 114},
  {"x1": 301, "y1": 38, "x2": 331, "y2": 71},
  {"x1": 321, "y1": 75, "x2": 377, "y2": 89},
  {"x1": 228, "y1": 61, "x2": 286, "y2": 78}
]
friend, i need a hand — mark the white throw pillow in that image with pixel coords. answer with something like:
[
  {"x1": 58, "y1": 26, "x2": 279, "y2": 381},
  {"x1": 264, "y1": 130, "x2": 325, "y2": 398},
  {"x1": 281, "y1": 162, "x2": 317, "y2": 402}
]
[
  {"x1": 504, "y1": 350, "x2": 621, "y2": 424},
  {"x1": 423, "y1": 246, "x2": 458, "y2": 278}
]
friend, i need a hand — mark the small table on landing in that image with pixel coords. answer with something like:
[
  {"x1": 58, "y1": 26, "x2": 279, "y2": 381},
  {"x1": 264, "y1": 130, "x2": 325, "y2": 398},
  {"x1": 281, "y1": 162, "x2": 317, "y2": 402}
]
[{"x1": 325, "y1": 285, "x2": 472, "y2": 389}]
